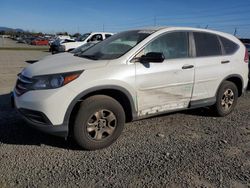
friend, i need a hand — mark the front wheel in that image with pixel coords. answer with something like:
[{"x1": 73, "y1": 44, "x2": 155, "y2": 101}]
[
  {"x1": 212, "y1": 81, "x2": 238, "y2": 117},
  {"x1": 73, "y1": 95, "x2": 125, "y2": 150}
]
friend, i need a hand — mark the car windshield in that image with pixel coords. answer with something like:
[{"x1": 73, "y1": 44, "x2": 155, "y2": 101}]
[
  {"x1": 77, "y1": 33, "x2": 91, "y2": 42},
  {"x1": 78, "y1": 30, "x2": 154, "y2": 60}
]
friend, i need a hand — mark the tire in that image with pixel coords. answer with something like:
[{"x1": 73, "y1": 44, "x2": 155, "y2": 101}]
[
  {"x1": 213, "y1": 81, "x2": 238, "y2": 117},
  {"x1": 73, "y1": 95, "x2": 125, "y2": 150}
]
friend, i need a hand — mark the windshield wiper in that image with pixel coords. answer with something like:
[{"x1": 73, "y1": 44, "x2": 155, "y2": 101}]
[{"x1": 78, "y1": 54, "x2": 98, "y2": 60}]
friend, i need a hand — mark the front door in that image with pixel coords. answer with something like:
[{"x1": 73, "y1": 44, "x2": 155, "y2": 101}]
[{"x1": 134, "y1": 31, "x2": 195, "y2": 116}]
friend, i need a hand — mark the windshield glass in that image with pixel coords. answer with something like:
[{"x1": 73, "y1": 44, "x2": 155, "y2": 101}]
[
  {"x1": 77, "y1": 33, "x2": 91, "y2": 42},
  {"x1": 78, "y1": 30, "x2": 154, "y2": 60}
]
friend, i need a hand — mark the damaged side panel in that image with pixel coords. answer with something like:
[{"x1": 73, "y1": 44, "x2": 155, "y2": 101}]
[
  {"x1": 137, "y1": 85, "x2": 192, "y2": 116},
  {"x1": 135, "y1": 58, "x2": 195, "y2": 117}
]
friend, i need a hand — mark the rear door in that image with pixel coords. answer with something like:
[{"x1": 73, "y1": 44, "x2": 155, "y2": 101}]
[
  {"x1": 191, "y1": 32, "x2": 233, "y2": 101},
  {"x1": 134, "y1": 31, "x2": 195, "y2": 116}
]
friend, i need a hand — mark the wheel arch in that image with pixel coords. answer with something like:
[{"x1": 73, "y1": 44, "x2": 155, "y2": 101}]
[
  {"x1": 64, "y1": 85, "x2": 137, "y2": 136},
  {"x1": 216, "y1": 74, "x2": 244, "y2": 97}
]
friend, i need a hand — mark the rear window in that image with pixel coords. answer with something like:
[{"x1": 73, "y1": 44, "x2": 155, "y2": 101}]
[
  {"x1": 220, "y1": 37, "x2": 239, "y2": 55},
  {"x1": 194, "y1": 32, "x2": 222, "y2": 57}
]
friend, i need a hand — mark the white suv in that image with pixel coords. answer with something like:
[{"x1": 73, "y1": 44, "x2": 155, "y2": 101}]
[
  {"x1": 13, "y1": 27, "x2": 249, "y2": 150},
  {"x1": 57, "y1": 32, "x2": 113, "y2": 52}
]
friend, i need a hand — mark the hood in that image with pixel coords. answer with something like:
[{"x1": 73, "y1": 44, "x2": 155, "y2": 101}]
[{"x1": 22, "y1": 52, "x2": 109, "y2": 78}]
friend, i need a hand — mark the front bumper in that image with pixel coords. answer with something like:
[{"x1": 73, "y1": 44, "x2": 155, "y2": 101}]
[
  {"x1": 11, "y1": 93, "x2": 68, "y2": 138},
  {"x1": 12, "y1": 87, "x2": 77, "y2": 138},
  {"x1": 17, "y1": 109, "x2": 69, "y2": 138},
  {"x1": 18, "y1": 108, "x2": 68, "y2": 137}
]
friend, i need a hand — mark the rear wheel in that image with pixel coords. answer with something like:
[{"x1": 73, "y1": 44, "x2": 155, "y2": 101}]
[
  {"x1": 73, "y1": 95, "x2": 125, "y2": 150},
  {"x1": 213, "y1": 81, "x2": 238, "y2": 116}
]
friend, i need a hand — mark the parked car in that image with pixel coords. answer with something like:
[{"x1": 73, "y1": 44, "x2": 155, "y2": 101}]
[
  {"x1": 13, "y1": 27, "x2": 249, "y2": 150},
  {"x1": 24, "y1": 36, "x2": 36, "y2": 44},
  {"x1": 245, "y1": 44, "x2": 250, "y2": 79},
  {"x1": 56, "y1": 32, "x2": 113, "y2": 53},
  {"x1": 49, "y1": 36, "x2": 74, "y2": 53},
  {"x1": 31, "y1": 38, "x2": 49, "y2": 45},
  {"x1": 240, "y1": 38, "x2": 250, "y2": 45},
  {"x1": 245, "y1": 44, "x2": 250, "y2": 56},
  {"x1": 16, "y1": 36, "x2": 26, "y2": 43}
]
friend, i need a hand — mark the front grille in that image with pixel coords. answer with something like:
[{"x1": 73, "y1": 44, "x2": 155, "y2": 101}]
[{"x1": 15, "y1": 74, "x2": 33, "y2": 96}]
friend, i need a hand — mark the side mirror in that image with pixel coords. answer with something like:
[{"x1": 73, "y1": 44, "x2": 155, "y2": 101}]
[{"x1": 140, "y1": 52, "x2": 165, "y2": 63}]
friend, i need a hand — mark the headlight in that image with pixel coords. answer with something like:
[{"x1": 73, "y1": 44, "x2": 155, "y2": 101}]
[{"x1": 32, "y1": 70, "x2": 83, "y2": 90}]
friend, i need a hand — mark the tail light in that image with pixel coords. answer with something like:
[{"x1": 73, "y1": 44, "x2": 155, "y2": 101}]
[{"x1": 244, "y1": 47, "x2": 249, "y2": 63}]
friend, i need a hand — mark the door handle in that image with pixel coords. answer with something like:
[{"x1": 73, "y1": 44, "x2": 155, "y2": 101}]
[
  {"x1": 221, "y1": 60, "x2": 230, "y2": 64},
  {"x1": 182, "y1": 65, "x2": 194, "y2": 69}
]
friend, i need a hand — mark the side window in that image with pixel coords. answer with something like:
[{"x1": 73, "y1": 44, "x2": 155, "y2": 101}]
[
  {"x1": 143, "y1": 32, "x2": 189, "y2": 59},
  {"x1": 220, "y1": 36, "x2": 239, "y2": 55},
  {"x1": 105, "y1": 34, "x2": 112, "y2": 38},
  {"x1": 90, "y1": 34, "x2": 103, "y2": 42},
  {"x1": 194, "y1": 32, "x2": 222, "y2": 57}
]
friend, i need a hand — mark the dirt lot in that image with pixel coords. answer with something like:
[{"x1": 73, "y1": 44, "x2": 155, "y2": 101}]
[
  {"x1": 0, "y1": 49, "x2": 250, "y2": 187},
  {"x1": 0, "y1": 37, "x2": 49, "y2": 49}
]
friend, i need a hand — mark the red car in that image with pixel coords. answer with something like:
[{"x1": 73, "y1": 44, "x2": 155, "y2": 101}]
[{"x1": 31, "y1": 38, "x2": 49, "y2": 45}]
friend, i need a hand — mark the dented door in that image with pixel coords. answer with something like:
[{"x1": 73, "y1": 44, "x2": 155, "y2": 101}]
[
  {"x1": 134, "y1": 31, "x2": 195, "y2": 116},
  {"x1": 136, "y1": 58, "x2": 194, "y2": 116}
]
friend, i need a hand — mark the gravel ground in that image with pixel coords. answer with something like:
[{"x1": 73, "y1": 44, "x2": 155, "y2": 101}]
[{"x1": 0, "y1": 50, "x2": 250, "y2": 188}]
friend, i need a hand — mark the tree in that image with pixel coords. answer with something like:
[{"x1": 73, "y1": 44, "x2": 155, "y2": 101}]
[
  {"x1": 72, "y1": 33, "x2": 81, "y2": 38},
  {"x1": 56, "y1": 32, "x2": 68, "y2": 36}
]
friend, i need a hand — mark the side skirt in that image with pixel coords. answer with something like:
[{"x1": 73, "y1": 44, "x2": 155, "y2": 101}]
[
  {"x1": 132, "y1": 97, "x2": 216, "y2": 121},
  {"x1": 189, "y1": 97, "x2": 216, "y2": 109}
]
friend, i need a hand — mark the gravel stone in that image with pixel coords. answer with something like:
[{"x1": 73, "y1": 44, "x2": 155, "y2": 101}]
[{"x1": 156, "y1": 133, "x2": 165, "y2": 138}]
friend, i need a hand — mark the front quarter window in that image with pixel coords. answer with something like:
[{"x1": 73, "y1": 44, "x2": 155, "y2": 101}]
[{"x1": 142, "y1": 32, "x2": 189, "y2": 60}]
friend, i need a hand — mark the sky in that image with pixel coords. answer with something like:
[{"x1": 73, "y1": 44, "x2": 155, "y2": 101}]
[{"x1": 0, "y1": 0, "x2": 250, "y2": 37}]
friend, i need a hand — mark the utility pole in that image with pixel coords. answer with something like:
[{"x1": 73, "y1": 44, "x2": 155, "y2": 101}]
[
  {"x1": 102, "y1": 24, "x2": 105, "y2": 32},
  {"x1": 234, "y1": 27, "x2": 237, "y2": 36}
]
